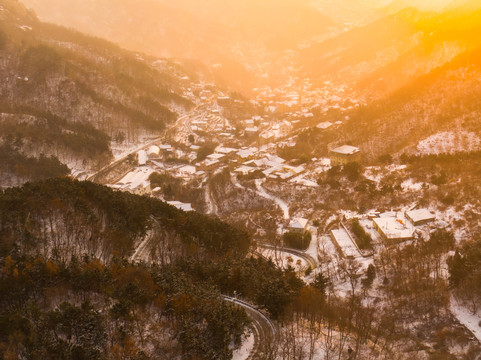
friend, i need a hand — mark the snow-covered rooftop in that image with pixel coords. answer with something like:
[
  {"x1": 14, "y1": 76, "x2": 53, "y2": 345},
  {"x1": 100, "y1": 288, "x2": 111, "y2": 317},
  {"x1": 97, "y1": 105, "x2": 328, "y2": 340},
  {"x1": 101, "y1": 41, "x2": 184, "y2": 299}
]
[
  {"x1": 207, "y1": 153, "x2": 226, "y2": 161},
  {"x1": 331, "y1": 145, "x2": 360, "y2": 155},
  {"x1": 406, "y1": 209, "x2": 435, "y2": 225},
  {"x1": 137, "y1": 150, "x2": 148, "y2": 166},
  {"x1": 373, "y1": 217, "x2": 414, "y2": 240},
  {"x1": 167, "y1": 201, "x2": 193, "y2": 212},
  {"x1": 330, "y1": 228, "x2": 359, "y2": 258},
  {"x1": 289, "y1": 218, "x2": 308, "y2": 230},
  {"x1": 317, "y1": 121, "x2": 333, "y2": 130}
]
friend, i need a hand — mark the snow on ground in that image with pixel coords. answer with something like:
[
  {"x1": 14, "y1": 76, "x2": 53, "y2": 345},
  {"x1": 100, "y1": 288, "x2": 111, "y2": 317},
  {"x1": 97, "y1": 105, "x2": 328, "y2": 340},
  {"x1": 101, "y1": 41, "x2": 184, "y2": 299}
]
[
  {"x1": 401, "y1": 178, "x2": 425, "y2": 192},
  {"x1": 434, "y1": 207, "x2": 467, "y2": 242},
  {"x1": 364, "y1": 166, "x2": 383, "y2": 183},
  {"x1": 450, "y1": 296, "x2": 481, "y2": 343},
  {"x1": 289, "y1": 176, "x2": 319, "y2": 187},
  {"x1": 417, "y1": 131, "x2": 481, "y2": 155},
  {"x1": 231, "y1": 331, "x2": 255, "y2": 360},
  {"x1": 255, "y1": 179, "x2": 290, "y2": 219},
  {"x1": 259, "y1": 248, "x2": 307, "y2": 271},
  {"x1": 305, "y1": 226, "x2": 320, "y2": 261},
  {"x1": 386, "y1": 164, "x2": 407, "y2": 172}
]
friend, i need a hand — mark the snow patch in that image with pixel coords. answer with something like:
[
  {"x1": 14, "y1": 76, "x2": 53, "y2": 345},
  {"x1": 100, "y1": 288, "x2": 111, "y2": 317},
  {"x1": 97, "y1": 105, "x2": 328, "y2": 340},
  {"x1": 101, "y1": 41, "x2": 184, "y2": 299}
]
[
  {"x1": 450, "y1": 296, "x2": 481, "y2": 343},
  {"x1": 417, "y1": 131, "x2": 481, "y2": 155}
]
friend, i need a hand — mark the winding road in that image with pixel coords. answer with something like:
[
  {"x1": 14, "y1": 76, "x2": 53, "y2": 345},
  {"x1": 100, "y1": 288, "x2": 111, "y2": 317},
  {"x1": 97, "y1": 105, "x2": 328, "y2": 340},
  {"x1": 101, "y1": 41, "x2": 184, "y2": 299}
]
[
  {"x1": 128, "y1": 224, "x2": 278, "y2": 360},
  {"x1": 258, "y1": 243, "x2": 318, "y2": 270},
  {"x1": 255, "y1": 179, "x2": 290, "y2": 220},
  {"x1": 223, "y1": 296, "x2": 277, "y2": 359}
]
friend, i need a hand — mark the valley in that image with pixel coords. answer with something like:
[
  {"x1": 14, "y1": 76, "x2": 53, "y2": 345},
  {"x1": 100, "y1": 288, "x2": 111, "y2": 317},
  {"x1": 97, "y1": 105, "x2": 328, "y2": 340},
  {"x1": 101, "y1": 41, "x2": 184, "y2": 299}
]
[{"x1": 1, "y1": 0, "x2": 481, "y2": 359}]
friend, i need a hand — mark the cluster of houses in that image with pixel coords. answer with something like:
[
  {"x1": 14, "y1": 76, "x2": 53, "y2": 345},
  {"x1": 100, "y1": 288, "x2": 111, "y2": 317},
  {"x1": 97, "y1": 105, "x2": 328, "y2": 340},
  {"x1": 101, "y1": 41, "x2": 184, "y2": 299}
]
[
  {"x1": 253, "y1": 78, "x2": 362, "y2": 118},
  {"x1": 110, "y1": 140, "x2": 364, "y2": 211},
  {"x1": 330, "y1": 209, "x2": 436, "y2": 259},
  {"x1": 234, "y1": 154, "x2": 305, "y2": 180}
]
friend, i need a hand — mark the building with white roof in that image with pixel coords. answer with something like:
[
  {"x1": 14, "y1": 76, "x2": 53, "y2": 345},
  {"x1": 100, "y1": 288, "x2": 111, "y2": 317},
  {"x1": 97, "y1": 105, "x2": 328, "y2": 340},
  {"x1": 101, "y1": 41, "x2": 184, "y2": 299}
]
[
  {"x1": 215, "y1": 146, "x2": 237, "y2": 155},
  {"x1": 116, "y1": 167, "x2": 153, "y2": 196},
  {"x1": 245, "y1": 127, "x2": 259, "y2": 136},
  {"x1": 330, "y1": 228, "x2": 359, "y2": 259},
  {"x1": 159, "y1": 144, "x2": 173, "y2": 152},
  {"x1": 330, "y1": 145, "x2": 361, "y2": 166},
  {"x1": 207, "y1": 153, "x2": 226, "y2": 161},
  {"x1": 317, "y1": 122, "x2": 333, "y2": 130},
  {"x1": 405, "y1": 209, "x2": 435, "y2": 226},
  {"x1": 373, "y1": 216, "x2": 415, "y2": 243},
  {"x1": 178, "y1": 165, "x2": 197, "y2": 178},
  {"x1": 137, "y1": 150, "x2": 148, "y2": 166},
  {"x1": 167, "y1": 201, "x2": 193, "y2": 212},
  {"x1": 234, "y1": 166, "x2": 256, "y2": 175},
  {"x1": 147, "y1": 145, "x2": 161, "y2": 159},
  {"x1": 237, "y1": 148, "x2": 257, "y2": 159},
  {"x1": 288, "y1": 218, "x2": 309, "y2": 233}
]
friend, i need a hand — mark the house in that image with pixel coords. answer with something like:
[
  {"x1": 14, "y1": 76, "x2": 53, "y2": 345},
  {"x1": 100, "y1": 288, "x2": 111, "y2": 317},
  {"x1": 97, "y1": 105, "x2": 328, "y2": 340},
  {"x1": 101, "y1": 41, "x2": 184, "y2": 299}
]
[
  {"x1": 159, "y1": 144, "x2": 173, "y2": 153},
  {"x1": 372, "y1": 216, "x2": 414, "y2": 244},
  {"x1": 207, "y1": 153, "x2": 226, "y2": 161},
  {"x1": 147, "y1": 145, "x2": 161, "y2": 159},
  {"x1": 405, "y1": 209, "x2": 435, "y2": 226},
  {"x1": 245, "y1": 127, "x2": 259, "y2": 136},
  {"x1": 215, "y1": 146, "x2": 237, "y2": 155},
  {"x1": 117, "y1": 168, "x2": 153, "y2": 196},
  {"x1": 137, "y1": 150, "x2": 148, "y2": 166},
  {"x1": 178, "y1": 165, "x2": 197, "y2": 178},
  {"x1": 317, "y1": 122, "x2": 333, "y2": 130},
  {"x1": 284, "y1": 165, "x2": 305, "y2": 177},
  {"x1": 234, "y1": 166, "x2": 256, "y2": 176},
  {"x1": 203, "y1": 159, "x2": 219, "y2": 169},
  {"x1": 330, "y1": 145, "x2": 361, "y2": 166},
  {"x1": 167, "y1": 201, "x2": 193, "y2": 212},
  {"x1": 329, "y1": 228, "x2": 359, "y2": 259},
  {"x1": 217, "y1": 96, "x2": 231, "y2": 107},
  {"x1": 288, "y1": 218, "x2": 309, "y2": 233},
  {"x1": 236, "y1": 147, "x2": 258, "y2": 159}
]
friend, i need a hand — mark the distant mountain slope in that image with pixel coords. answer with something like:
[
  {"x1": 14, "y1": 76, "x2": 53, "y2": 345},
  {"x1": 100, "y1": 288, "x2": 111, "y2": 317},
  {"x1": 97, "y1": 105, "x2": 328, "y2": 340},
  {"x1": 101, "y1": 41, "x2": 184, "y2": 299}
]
[
  {"x1": 339, "y1": 45, "x2": 481, "y2": 159},
  {"x1": 299, "y1": 9, "x2": 425, "y2": 87},
  {"x1": 299, "y1": 7, "x2": 481, "y2": 98},
  {"x1": 0, "y1": 0, "x2": 193, "y2": 184},
  {"x1": 357, "y1": 7, "x2": 481, "y2": 96},
  {"x1": 19, "y1": 0, "x2": 336, "y2": 91}
]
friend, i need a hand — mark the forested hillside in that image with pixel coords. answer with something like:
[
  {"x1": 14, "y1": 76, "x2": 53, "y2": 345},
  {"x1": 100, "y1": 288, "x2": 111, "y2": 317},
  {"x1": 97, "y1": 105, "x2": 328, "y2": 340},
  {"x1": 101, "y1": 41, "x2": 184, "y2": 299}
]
[
  {"x1": 0, "y1": 0, "x2": 193, "y2": 185},
  {"x1": 337, "y1": 45, "x2": 481, "y2": 159},
  {"x1": 0, "y1": 178, "x2": 312, "y2": 359}
]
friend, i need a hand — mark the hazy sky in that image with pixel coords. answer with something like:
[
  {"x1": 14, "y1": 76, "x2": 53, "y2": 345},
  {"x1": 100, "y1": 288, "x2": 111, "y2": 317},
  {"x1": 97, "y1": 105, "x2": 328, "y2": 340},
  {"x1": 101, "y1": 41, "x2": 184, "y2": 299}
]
[
  {"x1": 327, "y1": 0, "x2": 455, "y2": 11},
  {"x1": 368, "y1": 0, "x2": 455, "y2": 10}
]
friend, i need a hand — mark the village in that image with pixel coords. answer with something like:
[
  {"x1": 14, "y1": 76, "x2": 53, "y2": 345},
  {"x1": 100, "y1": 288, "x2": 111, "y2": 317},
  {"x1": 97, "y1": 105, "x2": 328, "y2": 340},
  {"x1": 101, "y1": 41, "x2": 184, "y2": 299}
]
[{"x1": 104, "y1": 90, "x2": 443, "y2": 290}]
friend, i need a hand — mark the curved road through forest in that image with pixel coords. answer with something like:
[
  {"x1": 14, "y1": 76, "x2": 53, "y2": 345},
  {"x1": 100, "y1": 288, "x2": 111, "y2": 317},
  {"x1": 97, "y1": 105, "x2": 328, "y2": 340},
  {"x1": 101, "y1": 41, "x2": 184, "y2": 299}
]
[
  {"x1": 129, "y1": 226, "x2": 278, "y2": 360},
  {"x1": 258, "y1": 243, "x2": 318, "y2": 270},
  {"x1": 255, "y1": 179, "x2": 290, "y2": 220},
  {"x1": 223, "y1": 296, "x2": 277, "y2": 359}
]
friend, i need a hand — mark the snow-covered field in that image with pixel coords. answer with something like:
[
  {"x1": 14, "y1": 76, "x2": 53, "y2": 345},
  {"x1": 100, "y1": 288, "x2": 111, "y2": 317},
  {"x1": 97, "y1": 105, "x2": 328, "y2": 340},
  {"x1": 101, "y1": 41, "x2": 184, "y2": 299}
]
[{"x1": 417, "y1": 131, "x2": 481, "y2": 155}]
